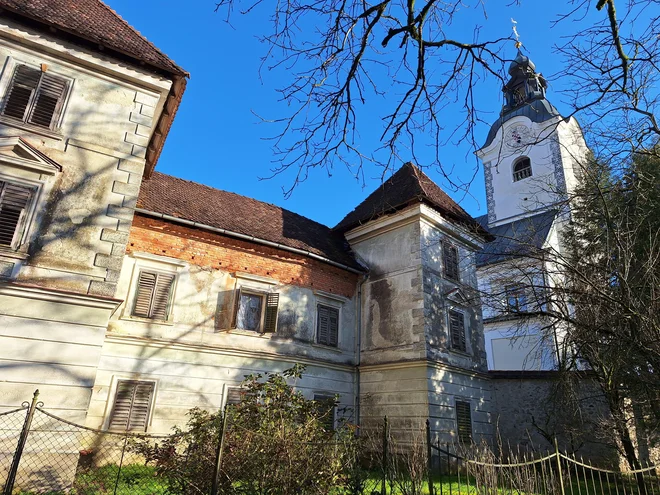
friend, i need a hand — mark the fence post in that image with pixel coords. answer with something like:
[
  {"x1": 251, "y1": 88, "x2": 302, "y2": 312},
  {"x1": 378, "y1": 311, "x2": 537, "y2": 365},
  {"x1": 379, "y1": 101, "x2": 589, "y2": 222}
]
[
  {"x1": 426, "y1": 419, "x2": 435, "y2": 495},
  {"x1": 210, "y1": 406, "x2": 229, "y2": 495},
  {"x1": 381, "y1": 416, "x2": 388, "y2": 495},
  {"x1": 554, "y1": 438, "x2": 566, "y2": 495},
  {"x1": 3, "y1": 390, "x2": 40, "y2": 495}
]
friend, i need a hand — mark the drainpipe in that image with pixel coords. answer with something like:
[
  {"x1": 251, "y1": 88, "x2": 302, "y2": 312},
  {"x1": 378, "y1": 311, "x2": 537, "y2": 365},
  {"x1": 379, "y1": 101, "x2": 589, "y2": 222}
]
[{"x1": 355, "y1": 271, "x2": 369, "y2": 429}]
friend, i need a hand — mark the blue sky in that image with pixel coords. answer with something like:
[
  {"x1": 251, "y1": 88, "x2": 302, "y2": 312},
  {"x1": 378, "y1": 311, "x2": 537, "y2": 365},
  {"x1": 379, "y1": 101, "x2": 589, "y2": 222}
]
[{"x1": 106, "y1": 0, "x2": 595, "y2": 227}]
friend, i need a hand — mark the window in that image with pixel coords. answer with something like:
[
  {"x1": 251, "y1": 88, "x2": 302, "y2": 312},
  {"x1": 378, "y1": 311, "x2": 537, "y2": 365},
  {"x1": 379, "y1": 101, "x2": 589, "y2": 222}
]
[
  {"x1": 2, "y1": 64, "x2": 70, "y2": 130},
  {"x1": 132, "y1": 270, "x2": 175, "y2": 320},
  {"x1": 455, "y1": 400, "x2": 473, "y2": 443},
  {"x1": 449, "y1": 309, "x2": 466, "y2": 352},
  {"x1": 505, "y1": 285, "x2": 527, "y2": 313},
  {"x1": 314, "y1": 394, "x2": 337, "y2": 431},
  {"x1": 443, "y1": 243, "x2": 459, "y2": 281},
  {"x1": 513, "y1": 157, "x2": 532, "y2": 182},
  {"x1": 317, "y1": 304, "x2": 339, "y2": 347},
  {"x1": 233, "y1": 288, "x2": 279, "y2": 333},
  {"x1": 108, "y1": 380, "x2": 155, "y2": 432},
  {"x1": 225, "y1": 387, "x2": 243, "y2": 406},
  {"x1": 0, "y1": 180, "x2": 34, "y2": 248}
]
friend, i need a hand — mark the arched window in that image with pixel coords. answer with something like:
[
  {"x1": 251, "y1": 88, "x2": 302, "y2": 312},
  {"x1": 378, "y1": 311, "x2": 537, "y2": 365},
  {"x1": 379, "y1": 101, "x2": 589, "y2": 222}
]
[{"x1": 513, "y1": 157, "x2": 532, "y2": 182}]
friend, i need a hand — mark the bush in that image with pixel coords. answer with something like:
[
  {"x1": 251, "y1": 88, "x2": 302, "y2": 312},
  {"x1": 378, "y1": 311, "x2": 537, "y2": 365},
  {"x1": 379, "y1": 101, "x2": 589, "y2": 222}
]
[{"x1": 132, "y1": 365, "x2": 358, "y2": 495}]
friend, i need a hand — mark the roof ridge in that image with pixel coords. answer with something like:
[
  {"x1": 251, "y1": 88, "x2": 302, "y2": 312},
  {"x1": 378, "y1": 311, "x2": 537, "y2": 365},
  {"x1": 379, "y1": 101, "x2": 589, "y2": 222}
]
[
  {"x1": 151, "y1": 172, "x2": 337, "y2": 232},
  {"x1": 95, "y1": 0, "x2": 187, "y2": 76}
]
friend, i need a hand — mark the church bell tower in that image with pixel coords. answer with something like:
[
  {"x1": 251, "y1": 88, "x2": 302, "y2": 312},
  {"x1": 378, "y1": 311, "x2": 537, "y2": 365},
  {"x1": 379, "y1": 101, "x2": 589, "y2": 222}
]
[{"x1": 477, "y1": 51, "x2": 588, "y2": 227}]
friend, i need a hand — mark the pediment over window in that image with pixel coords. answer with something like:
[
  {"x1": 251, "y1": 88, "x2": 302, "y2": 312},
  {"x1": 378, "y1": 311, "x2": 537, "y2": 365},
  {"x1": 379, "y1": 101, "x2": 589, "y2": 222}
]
[
  {"x1": 0, "y1": 137, "x2": 61, "y2": 175},
  {"x1": 445, "y1": 288, "x2": 472, "y2": 307}
]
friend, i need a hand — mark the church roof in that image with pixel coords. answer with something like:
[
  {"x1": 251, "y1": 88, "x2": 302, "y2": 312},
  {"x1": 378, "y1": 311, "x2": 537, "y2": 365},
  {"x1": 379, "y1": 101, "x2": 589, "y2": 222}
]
[
  {"x1": 334, "y1": 162, "x2": 490, "y2": 239},
  {"x1": 137, "y1": 172, "x2": 362, "y2": 271},
  {"x1": 475, "y1": 210, "x2": 557, "y2": 267},
  {"x1": 481, "y1": 98, "x2": 561, "y2": 149}
]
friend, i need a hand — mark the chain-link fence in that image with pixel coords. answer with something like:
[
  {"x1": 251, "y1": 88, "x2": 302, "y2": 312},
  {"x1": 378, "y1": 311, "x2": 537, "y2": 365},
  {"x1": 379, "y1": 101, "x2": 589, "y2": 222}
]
[{"x1": 2, "y1": 390, "x2": 658, "y2": 495}]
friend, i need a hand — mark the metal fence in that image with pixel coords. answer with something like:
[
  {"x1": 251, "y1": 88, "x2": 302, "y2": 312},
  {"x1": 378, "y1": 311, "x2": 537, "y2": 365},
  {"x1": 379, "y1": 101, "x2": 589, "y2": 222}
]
[{"x1": 1, "y1": 391, "x2": 658, "y2": 495}]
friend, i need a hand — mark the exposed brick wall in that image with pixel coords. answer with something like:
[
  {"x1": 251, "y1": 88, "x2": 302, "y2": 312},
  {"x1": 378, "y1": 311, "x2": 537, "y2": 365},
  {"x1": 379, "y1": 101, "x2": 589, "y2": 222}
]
[{"x1": 128, "y1": 215, "x2": 359, "y2": 298}]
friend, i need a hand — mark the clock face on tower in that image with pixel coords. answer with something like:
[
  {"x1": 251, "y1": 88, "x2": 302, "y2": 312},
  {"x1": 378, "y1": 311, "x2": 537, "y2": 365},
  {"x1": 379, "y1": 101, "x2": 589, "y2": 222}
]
[{"x1": 505, "y1": 124, "x2": 532, "y2": 148}]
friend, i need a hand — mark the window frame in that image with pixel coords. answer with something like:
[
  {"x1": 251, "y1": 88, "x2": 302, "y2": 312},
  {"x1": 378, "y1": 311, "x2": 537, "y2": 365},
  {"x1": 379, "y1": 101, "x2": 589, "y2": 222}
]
[
  {"x1": 123, "y1": 253, "x2": 186, "y2": 324},
  {"x1": 512, "y1": 156, "x2": 533, "y2": 182},
  {"x1": 442, "y1": 242, "x2": 460, "y2": 282},
  {"x1": 0, "y1": 60, "x2": 72, "y2": 134},
  {"x1": 232, "y1": 287, "x2": 279, "y2": 334},
  {"x1": 106, "y1": 378, "x2": 157, "y2": 432},
  {"x1": 455, "y1": 399, "x2": 473, "y2": 444},
  {"x1": 504, "y1": 284, "x2": 528, "y2": 313},
  {"x1": 316, "y1": 303, "x2": 340, "y2": 347},
  {"x1": 0, "y1": 175, "x2": 39, "y2": 251}
]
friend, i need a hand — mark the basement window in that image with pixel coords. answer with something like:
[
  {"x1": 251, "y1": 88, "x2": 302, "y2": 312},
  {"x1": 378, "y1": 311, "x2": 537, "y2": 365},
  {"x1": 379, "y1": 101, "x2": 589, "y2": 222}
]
[
  {"x1": 108, "y1": 380, "x2": 155, "y2": 432},
  {"x1": 455, "y1": 400, "x2": 473, "y2": 444},
  {"x1": 1, "y1": 64, "x2": 70, "y2": 130},
  {"x1": 313, "y1": 393, "x2": 337, "y2": 431}
]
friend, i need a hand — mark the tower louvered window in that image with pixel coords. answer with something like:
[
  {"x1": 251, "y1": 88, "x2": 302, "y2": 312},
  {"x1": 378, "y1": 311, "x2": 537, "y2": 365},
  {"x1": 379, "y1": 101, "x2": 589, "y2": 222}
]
[
  {"x1": 317, "y1": 304, "x2": 339, "y2": 347},
  {"x1": 108, "y1": 380, "x2": 155, "y2": 432},
  {"x1": 132, "y1": 271, "x2": 175, "y2": 320},
  {"x1": 2, "y1": 65, "x2": 70, "y2": 130},
  {"x1": 0, "y1": 180, "x2": 34, "y2": 248},
  {"x1": 449, "y1": 309, "x2": 466, "y2": 352},
  {"x1": 455, "y1": 400, "x2": 473, "y2": 443}
]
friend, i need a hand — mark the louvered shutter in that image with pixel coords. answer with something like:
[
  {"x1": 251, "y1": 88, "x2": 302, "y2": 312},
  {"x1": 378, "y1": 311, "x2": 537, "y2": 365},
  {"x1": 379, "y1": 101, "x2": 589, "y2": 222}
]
[
  {"x1": 0, "y1": 181, "x2": 33, "y2": 247},
  {"x1": 443, "y1": 243, "x2": 459, "y2": 281},
  {"x1": 132, "y1": 271, "x2": 175, "y2": 320},
  {"x1": 151, "y1": 273, "x2": 175, "y2": 320},
  {"x1": 449, "y1": 310, "x2": 466, "y2": 352},
  {"x1": 317, "y1": 305, "x2": 330, "y2": 345},
  {"x1": 263, "y1": 292, "x2": 279, "y2": 333},
  {"x1": 455, "y1": 401, "x2": 472, "y2": 443},
  {"x1": 2, "y1": 65, "x2": 40, "y2": 121},
  {"x1": 109, "y1": 380, "x2": 155, "y2": 432},
  {"x1": 230, "y1": 288, "x2": 242, "y2": 329},
  {"x1": 28, "y1": 72, "x2": 69, "y2": 128},
  {"x1": 328, "y1": 307, "x2": 339, "y2": 346}
]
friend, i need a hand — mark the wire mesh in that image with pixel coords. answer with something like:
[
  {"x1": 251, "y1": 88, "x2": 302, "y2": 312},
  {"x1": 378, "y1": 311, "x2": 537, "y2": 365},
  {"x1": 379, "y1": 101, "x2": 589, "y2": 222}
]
[{"x1": 0, "y1": 406, "x2": 28, "y2": 491}]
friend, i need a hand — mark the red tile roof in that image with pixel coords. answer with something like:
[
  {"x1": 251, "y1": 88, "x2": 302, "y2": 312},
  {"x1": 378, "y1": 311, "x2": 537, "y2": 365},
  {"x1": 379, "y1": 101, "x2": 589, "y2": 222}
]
[
  {"x1": 335, "y1": 162, "x2": 490, "y2": 239},
  {"x1": 137, "y1": 173, "x2": 363, "y2": 271},
  {"x1": 0, "y1": 0, "x2": 187, "y2": 76}
]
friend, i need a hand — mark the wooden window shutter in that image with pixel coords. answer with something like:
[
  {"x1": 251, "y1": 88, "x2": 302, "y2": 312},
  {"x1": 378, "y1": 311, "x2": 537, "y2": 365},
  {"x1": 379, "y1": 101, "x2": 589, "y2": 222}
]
[
  {"x1": 449, "y1": 310, "x2": 466, "y2": 352},
  {"x1": 317, "y1": 305, "x2": 339, "y2": 347},
  {"x1": 314, "y1": 394, "x2": 336, "y2": 431},
  {"x1": 230, "y1": 287, "x2": 242, "y2": 329},
  {"x1": 28, "y1": 72, "x2": 69, "y2": 128},
  {"x1": 109, "y1": 380, "x2": 155, "y2": 432},
  {"x1": 132, "y1": 271, "x2": 175, "y2": 320},
  {"x1": 0, "y1": 181, "x2": 33, "y2": 247},
  {"x1": 263, "y1": 292, "x2": 279, "y2": 333},
  {"x1": 455, "y1": 401, "x2": 473, "y2": 443},
  {"x1": 2, "y1": 65, "x2": 40, "y2": 121},
  {"x1": 443, "y1": 243, "x2": 459, "y2": 281}
]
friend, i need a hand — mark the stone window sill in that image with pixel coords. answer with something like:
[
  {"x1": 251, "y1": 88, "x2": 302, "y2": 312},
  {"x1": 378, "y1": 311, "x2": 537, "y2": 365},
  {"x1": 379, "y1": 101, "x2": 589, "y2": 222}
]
[
  {"x1": 120, "y1": 315, "x2": 175, "y2": 327},
  {"x1": 0, "y1": 117, "x2": 64, "y2": 141},
  {"x1": 0, "y1": 247, "x2": 29, "y2": 261}
]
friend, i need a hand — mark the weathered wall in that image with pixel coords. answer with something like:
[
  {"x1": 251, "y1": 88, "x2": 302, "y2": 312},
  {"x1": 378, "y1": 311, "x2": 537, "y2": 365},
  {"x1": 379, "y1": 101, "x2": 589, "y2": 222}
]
[
  {"x1": 87, "y1": 217, "x2": 359, "y2": 432},
  {"x1": 351, "y1": 217, "x2": 425, "y2": 366},
  {"x1": 0, "y1": 21, "x2": 171, "y2": 417},
  {"x1": 490, "y1": 372, "x2": 617, "y2": 465}
]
